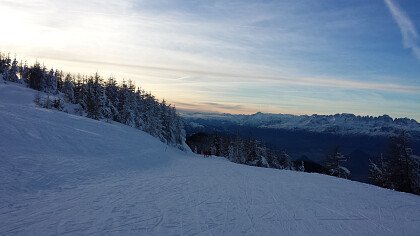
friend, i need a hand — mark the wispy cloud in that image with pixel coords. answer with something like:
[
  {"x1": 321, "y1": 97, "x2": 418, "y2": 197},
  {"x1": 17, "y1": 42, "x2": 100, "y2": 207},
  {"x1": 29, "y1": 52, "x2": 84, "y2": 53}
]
[
  {"x1": 39, "y1": 56, "x2": 420, "y2": 94},
  {"x1": 384, "y1": 0, "x2": 420, "y2": 60},
  {"x1": 172, "y1": 101, "x2": 249, "y2": 114}
]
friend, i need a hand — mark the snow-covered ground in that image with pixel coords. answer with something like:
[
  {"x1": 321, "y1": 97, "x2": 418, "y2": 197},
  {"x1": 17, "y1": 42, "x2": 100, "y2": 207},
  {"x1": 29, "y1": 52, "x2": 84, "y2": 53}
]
[{"x1": 1, "y1": 81, "x2": 420, "y2": 235}]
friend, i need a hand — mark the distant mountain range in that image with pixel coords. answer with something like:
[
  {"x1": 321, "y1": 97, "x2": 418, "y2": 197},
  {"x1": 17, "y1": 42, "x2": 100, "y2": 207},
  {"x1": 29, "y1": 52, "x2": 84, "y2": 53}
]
[{"x1": 181, "y1": 112, "x2": 420, "y2": 137}]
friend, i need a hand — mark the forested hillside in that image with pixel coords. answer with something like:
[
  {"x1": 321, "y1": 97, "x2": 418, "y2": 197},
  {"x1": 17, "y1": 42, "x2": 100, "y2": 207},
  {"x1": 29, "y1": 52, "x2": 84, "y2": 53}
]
[{"x1": 0, "y1": 52, "x2": 187, "y2": 149}]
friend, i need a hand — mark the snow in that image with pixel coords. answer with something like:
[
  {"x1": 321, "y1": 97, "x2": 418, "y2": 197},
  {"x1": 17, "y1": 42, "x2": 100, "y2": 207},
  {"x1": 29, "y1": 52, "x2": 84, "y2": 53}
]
[{"x1": 1, "y1": 82, "x2": 420, "y2": 235}]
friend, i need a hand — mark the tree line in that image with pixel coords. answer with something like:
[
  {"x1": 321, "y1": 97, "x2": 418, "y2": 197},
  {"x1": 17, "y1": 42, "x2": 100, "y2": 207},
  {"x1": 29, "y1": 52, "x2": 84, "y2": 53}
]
[
  {"x1": 188, "y1": 131, "x2": 420, "y2": 195},
  {"x1": 0, "y1": 53, "x2": 187, "y2": 149},
  {"x1": 187, "y1": 132, "x2": 304, "y2": 171}
]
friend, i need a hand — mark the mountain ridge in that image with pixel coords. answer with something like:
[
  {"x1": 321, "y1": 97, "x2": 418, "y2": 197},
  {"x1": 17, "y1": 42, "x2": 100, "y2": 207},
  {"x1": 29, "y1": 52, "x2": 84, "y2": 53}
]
[{"x1": 181, "y1": 111, "x2": 420, "y2": 137}]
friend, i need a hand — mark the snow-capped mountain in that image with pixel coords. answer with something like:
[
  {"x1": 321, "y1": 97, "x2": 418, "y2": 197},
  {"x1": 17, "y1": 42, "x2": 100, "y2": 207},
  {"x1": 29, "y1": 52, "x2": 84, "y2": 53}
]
[{"x1": 181, "y1": 111, "x2": 420, "y2": 137}]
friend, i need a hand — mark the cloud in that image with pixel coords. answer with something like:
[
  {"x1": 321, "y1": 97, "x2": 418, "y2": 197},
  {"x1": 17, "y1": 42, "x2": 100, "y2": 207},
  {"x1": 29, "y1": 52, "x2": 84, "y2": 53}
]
[
  {"x1": 1, "y1": 0, "x2": 419, "y2": 119},
  {"x1": 201, "y1": 102, "x2": 245, "y2": 110},
  {"x1": 37, "y1": 55, "x2": 420, "y2": 94},
  {"x1": 384, "y1": 0, "x2": 420, "y2": 60},
  {"x1": 172, "y1": 101, "x2": 249, "y2": 114}
]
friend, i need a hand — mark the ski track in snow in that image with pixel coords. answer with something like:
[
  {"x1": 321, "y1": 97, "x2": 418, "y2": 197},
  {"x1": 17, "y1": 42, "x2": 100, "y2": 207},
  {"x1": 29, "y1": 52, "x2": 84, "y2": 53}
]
[{"x1": 1, "y1": 82, "x2": 420, "y2": 235}]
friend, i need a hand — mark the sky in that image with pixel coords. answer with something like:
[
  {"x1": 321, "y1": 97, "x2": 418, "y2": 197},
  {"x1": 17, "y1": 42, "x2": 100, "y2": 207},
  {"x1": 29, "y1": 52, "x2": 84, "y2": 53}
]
[{"x1": 1, "y1": 0, "x2": 420, "y2": 120}]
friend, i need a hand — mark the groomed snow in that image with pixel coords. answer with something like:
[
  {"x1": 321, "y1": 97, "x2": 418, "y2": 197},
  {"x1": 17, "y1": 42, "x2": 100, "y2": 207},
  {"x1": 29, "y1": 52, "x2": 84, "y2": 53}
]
[{"x1": 1, "y1": 81, "x2": 419, "y2": 235}]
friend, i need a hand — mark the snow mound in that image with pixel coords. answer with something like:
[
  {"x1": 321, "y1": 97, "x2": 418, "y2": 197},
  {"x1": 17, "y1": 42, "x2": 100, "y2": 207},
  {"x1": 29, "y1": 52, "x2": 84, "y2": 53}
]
[{"x1": 1, "y1": 82, "x2": 420, "y2": 235}]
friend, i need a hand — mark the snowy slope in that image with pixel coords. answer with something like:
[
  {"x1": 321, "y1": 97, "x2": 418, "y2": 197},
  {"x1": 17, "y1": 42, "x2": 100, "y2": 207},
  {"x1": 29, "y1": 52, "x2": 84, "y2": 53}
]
[
  {"x1": 181, "y1": 111, "x2": 420, "y2": 137},
  {"x1": 1, "y1": 81, "x2": 420, "y2": 235}
]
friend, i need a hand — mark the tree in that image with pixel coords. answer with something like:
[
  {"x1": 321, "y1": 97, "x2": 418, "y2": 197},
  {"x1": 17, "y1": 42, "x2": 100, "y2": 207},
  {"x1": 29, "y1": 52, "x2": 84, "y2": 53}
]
[
  {"x1": 44, "y1": 68, "x2": 58, "y2": 94},
  {"x1": 18, "y1": 60, "x2": 29, "y2": 83},
  {"x1": 369, "y1": 154, "x2": 388, "y2": 188},
  {"x1": 117, "y1": 80, "x2": 135, "y2": 126},
  {"x1": 55, "y1": 69, "x2": 64, "y2": 91},
  {"x1": 83, "y1": 74, "x2": 103, "y2": 120},
  {"x1": 6, "y1": 57, "x2": 19, "y2": 82},
  {"x1": 278, "y1": 151, "x2": 293, "y2": 170},
  {"x1": 62, "y1": 74, "x2": 75, "y2": 103},
  {"x1": 325, "y1": 147, "x2": 350, "y2": 179},
  {"x1": 28, "y1": 62, "x2": 45, "y2": 91},
  {"x1": 370, "y1": 132, "x2": 420, "y2": 194},
  {"x1": 0, "y1": 53, "x2": 11, "y2": 78},
  {"x1": 105, "y1": 77, "x2": 120, "y2": 121},
  {"x1": 298, "y1": 161, "x2": 305, "y2": 172}
]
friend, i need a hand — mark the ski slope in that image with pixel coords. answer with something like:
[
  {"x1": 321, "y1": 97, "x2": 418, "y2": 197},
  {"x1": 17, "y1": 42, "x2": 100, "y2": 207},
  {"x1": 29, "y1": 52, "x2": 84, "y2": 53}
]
[{"x1": 1, "y1": 81, "x2": 420, "y2": 235}]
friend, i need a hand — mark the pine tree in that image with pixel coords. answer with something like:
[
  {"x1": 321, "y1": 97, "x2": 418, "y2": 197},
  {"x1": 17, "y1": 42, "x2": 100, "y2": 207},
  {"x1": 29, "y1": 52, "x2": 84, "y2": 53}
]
[
  {"x1": 100, "y1": 89, "x2": 113, "y2": 121},
  {"x1": 44, "y1": 68, "x2": 58, "y2": 94},
  {"x1": 6, "y1": 57, "x2": 19, "y2": 82},
  {"x1": 325, "y1": 147, "x2": 350, "y2": 179},
  {"x1": 62, "y1": 74, "x2": 75, "y2": 103},
  {"x1": 54, "y1": 69, "x2": 64, "y2": 91},
  {"x1": 105, "y1": 77, "x2": 120, "y2": 121},
  {"x1": 117, "y1": 80, "x2": 135, "y2": 126},
  {"x1": 18, "y1": 61, "x2": 29, "y2": 83},
  {"x1": 160, "y1": 100, "x2": 173, "y2": 144},
  {"x1": 382, "y1": 132, "x2": 419, "y2": 194},
  {"x1": 298, "y1": 161, "x2": 305, "y2": 172},
  {"x1": 278, "y1": 151, "x2": 293, "y2": 170},
  {"x1": 369, "y1": 155, "x2": 388, "y2": 188},
  {"x1": 83, "y1": 74, "x2": 103, "y2": 120},
  {"x1": 0, "y1": 53, "x2": 11, "y2": 79},
  {"x1": 28, "y1": 62, "x2": 45, "y2": 91}
]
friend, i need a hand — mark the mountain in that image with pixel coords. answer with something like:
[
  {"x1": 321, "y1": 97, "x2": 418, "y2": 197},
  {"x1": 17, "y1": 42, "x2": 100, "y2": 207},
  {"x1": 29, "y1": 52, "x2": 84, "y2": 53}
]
[
  {"x1": 181, "y1": 111, "x2": 420, "y2": 137},
  {"x1": 1, "y1": 80, "x2": 420, "y2": 235}
]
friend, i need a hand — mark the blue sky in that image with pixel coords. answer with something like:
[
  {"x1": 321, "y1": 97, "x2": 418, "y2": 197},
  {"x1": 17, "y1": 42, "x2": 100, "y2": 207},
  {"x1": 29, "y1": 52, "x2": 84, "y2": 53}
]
[{"x1": 1, "y1": 0, "x2": 419, "y2": 119}]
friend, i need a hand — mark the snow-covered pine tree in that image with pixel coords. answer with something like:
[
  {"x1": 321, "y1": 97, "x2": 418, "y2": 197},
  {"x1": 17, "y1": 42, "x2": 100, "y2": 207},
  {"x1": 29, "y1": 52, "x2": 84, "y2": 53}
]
[
  {"x1": 83, "y1": 73, "x2": 104, "y2": 120},
  {"x1": 256, "y1": 144, "x2": 269, "y2": 168},
  {"x1": 117, "y1": 80, "x2": 135, "y2": 126},
  {"x1": 62, "y1": 74, "x2": 75, "y2": 103},
  {"x1": 160, "y1": 100, "x2": 174, "y2": 144},
  {"x1": 0, "y1": 53, "x2": 11, "y2": 80},
  {"x1": 141, "y1": 92, "x2": 163, "y2": 139},
  {"x1": 298, "y1": 161, "x2": 305, "y2": 172},
  {"x1": 325, "y1": 147, "x2": 350, "y2": 179},
  {"x1": 132, "y1": 88, "x2": 144, "y2": 129},
  {"x1": 104, "y1": 77, "x2": 120, "y2": 122},
  {"x1": 18, "y1": 60, "x2": 29, "y2": 84},
  {"x1": 6, "y1": 57, "x2": 19, "y2": 82},
  {"x1": 278, "y1": 151, "x2": 293, "y2": 170},
  {"x1": 44, "y1": 68, "x2": 58, "y2": 94},
  {"x1": 73, "y1": 74, "x2": 85, "y2": 108},
  {"x1": 369, "y1": 154, "x2": 389, "y2": 188},
  {"x1": 265, "y1": 151, "x2": 277, "y2": 168},
  {"x1": 100, "y1": 89, "x2": 113, "y2": 121},
  {"x1": 28, "y1": 62, "x2": 45, "y2": 91},
  {"x1": 385, "y1": 132, "x2": 420, "y2": 194},
  {"x1": 0, "y1": 53, "x2": 8, "y2": 76},
  {"x1": 173, "y1": 107, "x2": 186, "y2": 147},
  {"x1": 54, "y1": 69, "x2": 64, "y2": 91}
]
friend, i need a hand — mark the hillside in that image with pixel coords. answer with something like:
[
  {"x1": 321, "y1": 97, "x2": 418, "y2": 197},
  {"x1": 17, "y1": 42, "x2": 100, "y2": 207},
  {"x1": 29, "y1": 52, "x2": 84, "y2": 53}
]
[{"x1": 1, "y1": 81, "x2": 420, "y2": 235}]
